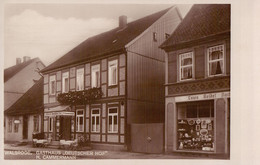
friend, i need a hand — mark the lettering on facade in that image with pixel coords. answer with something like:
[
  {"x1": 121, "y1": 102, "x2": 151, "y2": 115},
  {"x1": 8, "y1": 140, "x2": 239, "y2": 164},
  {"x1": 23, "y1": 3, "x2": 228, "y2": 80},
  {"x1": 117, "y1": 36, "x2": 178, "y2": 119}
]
[{"x1": 176, "y1": 91, "x2": 230, "y2": 102}]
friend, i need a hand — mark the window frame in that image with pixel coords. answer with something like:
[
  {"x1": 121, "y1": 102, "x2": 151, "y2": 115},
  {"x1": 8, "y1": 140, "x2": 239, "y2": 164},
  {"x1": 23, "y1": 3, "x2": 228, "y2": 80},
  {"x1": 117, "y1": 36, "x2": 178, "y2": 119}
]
[
  {"x1": 49, "y1": 75, "x2": 56, "y2": 95},
  {"x1": 8, "y1": 119, "x2": 12, "y2": 132},
  {"x1": 108, "y1": 60, "x2": 118, "y2": 86},
  {"x1": 33, "y1": 115, "x2": 39, "y2": 132},
  {"x1": 76, "y1": 68, "x2": 84, "y2": 91},
  {"x1": 62, "y1": 72, "x2": 69, "y2": 93},
  {"x1": 76, "y1": 109, "x2": 84, "y2": 132},
  {"x1": 91, "y1": 108, "x2": 100, "y2": 133},
  {"x1": 108, "y1": 107, "x2": 118, "y2": 133},
  {"x1": 178, "y1": 51, "x2": 194, "y2": 81},
  {"x1": 207, "y1": 44, "x2": 225, "y2": 77},
  {"x1": 91, "y1": 64, "x2": 100, "y2": 88}
]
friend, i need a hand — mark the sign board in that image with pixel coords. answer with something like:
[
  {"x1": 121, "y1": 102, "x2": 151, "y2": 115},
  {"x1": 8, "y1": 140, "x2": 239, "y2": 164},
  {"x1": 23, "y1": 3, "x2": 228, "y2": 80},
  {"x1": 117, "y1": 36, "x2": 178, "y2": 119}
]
[
  {"x1": 44, "y1": 111, "x2": 75, "y2": 117},
  {"x1": 175, "y1": 91, "x2": 230, "y2": 102}
]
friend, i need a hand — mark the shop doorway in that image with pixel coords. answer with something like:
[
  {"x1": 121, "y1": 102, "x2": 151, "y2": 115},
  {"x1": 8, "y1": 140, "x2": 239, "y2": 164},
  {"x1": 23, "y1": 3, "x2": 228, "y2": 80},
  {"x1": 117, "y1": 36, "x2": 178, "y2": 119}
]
[
  {"x1": 23, "y1": 116, "x2": 28, "y2": 139},
  {"x1": 60, "y1": 116, "x2": 71, "y2": 140}
]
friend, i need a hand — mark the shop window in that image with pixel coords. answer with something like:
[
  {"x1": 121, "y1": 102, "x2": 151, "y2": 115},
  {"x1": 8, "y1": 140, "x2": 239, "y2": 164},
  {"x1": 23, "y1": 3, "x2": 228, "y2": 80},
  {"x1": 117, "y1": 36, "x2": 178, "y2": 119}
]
[
  {"x1": 108, "y1": 60, "x2": 118, "y2": 86},
  {"x1": 8, "y1": 119, "x2": 12, "y2": 132},
  {"x1": 49, "y1": 75, "x2": 56, "y2": 95},
  {"x1": 76, "y1": 68, "x2": 84, "y2": 91},
  {"x1": 91, "y1": 64, "x2": 100, "y2": 88},
  {"x1": 33, "y1": 115, "x2": 39, "y2": 132},
  {"x1": 76, "y1": 110, "x2": 84, "y2": 132},
  {"x1": 91, "y1": 109, "x2": 100, "y2": 132},
  {"x1": 62, "y1": 72, "x2": 69, "y2": 93},
  {"x1": 177, "y1": 101, "x2": 214, "y2": 152},
  {"x1": 208, "y1": 45, "x2": 225, "y2": 76},
  {"x1": 108, "y1": 108, "x2": 118, "y2": 133},
  {"x1": 179, "y1": 52, "x2": 194, "y2": 81},
  {"x1": 49, "y1": 117, "x2": 53, "y2": 132}
]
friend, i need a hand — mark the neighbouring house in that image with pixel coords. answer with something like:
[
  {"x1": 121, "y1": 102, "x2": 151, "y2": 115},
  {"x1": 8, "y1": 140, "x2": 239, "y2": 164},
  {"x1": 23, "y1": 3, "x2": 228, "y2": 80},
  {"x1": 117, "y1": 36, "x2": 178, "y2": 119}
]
[
  {"x1": 160, "y1": 4, "x2": 230, "y2": 158},
  {"x1": 4, "y1": 78, "x2": 44, "y2": 142},
  {"x1": 4, "y1": 57, "x2": 45, "y2": 142},
  {"x1": 40, "y1": 6, "x2": 182, "y2": 151},
  {"x1": 4, "y1": 57, "x2": 45, "y2": 111}
]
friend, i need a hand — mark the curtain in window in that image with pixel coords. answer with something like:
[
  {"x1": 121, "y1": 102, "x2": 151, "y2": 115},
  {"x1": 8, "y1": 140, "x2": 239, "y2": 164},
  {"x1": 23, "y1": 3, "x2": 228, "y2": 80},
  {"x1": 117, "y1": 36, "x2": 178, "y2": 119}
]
[
  {"x1": 77, "y1": 73, "x2": 84, "y2": 90},
  {"x1": 209, "y1": 50, "x2": 224, "y2": 75}
]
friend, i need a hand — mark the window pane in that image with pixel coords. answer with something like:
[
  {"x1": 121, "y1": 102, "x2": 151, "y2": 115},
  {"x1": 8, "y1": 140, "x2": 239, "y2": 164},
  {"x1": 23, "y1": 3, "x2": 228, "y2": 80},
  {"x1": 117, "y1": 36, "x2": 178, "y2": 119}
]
[
  {"x1": 92, "y1": 116, "x2": 95, "y2": 124},
  {"x1": 181, "y1": 67, "x2": 192, "y2": 79},
  {"x1": 182, "y1": 58, "x2": 192, "y2": 66},
  {"x1": 114, "y1": 116, "x2": 117, "y2": 124},
  {"x1": 198, "y1": 103, "x2": 211, "y2": 117},
  {"x1": 210, "y1": 61, "x2": 223, "y2": 75},
  {"x1": 109, "y1": 108, "x2": 117, "y2": 114},
  {"x1": 65, "y1": 78, "x2": 69, "y2": 92},
  {"x1": 109, "y1": 116, "x2": 112, "y2": 124},
  {"x1": 96, "y1": 116, "x2": 100, "y2": 125},
  {"x1": 186, "y1": 105, "x2": 197, "y2": 118},
  {"x1": 112, "y1": 67, "x2": 117, "y2": 84},
  {"x1": 77, "y1": 110, "x2": 83, "y2": 115},
  {"x1": 79, "y1": 117, "x2": 83, "y2": 125},
  {"x1": 92, "y1": 110, "x2": 99, "y2": 114}
]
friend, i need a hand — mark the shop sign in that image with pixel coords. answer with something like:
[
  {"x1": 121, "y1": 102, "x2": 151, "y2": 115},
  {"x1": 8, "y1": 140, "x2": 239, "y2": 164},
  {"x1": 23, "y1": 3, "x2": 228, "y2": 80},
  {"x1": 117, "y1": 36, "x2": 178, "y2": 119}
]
[
  {"x1": 44, "y1": 111, "x2": 75, "y2": 117},
  {"x1": 175, "y1": 91, "x2": 230, "y2": 102}
]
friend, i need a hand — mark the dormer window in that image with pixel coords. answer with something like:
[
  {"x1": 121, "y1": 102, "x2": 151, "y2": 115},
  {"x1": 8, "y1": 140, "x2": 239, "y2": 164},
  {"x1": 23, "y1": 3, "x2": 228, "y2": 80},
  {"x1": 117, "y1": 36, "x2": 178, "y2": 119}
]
[
  {"x1": 207, "y1": 45, "x2": 225, "y2": 76},
  {"x1": 153, "y1": 32, "x2": 157, "y2": 42}
]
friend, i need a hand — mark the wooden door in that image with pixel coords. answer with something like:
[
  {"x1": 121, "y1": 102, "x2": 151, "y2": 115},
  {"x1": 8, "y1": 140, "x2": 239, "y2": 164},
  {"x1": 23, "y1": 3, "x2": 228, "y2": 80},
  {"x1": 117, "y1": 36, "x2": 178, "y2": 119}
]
[
  {"x1": 23, "y1": 116, "x2": 28, "y2": 139},
  {"x1": 60, "y1": 116, "x2": 71, "y2": 140}
]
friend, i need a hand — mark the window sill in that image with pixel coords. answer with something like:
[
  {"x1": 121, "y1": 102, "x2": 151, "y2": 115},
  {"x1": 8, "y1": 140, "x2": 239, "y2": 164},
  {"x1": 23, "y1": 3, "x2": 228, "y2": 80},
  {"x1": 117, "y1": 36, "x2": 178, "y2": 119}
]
[{"x1": 108, "y1": 84, "x2": 118, "y2": 88}]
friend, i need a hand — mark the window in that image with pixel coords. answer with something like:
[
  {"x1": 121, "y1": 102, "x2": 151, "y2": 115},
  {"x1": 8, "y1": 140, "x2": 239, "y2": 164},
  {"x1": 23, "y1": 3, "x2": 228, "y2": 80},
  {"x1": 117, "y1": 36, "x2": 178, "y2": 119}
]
[
  {"x1": 76, "y1": 68, "x2": 84, "y2": 91},
  {"x1": 165, "y1": 33, "x2": 170, "y2": 39},
  {"x1": 91, "y1": 65, "x2": 100, "y2": 88},
  {"x1": 179, "y1": 52, "x2": 194, "y2": 81},
  {"x1": 49, "y1": 117, "x2": 53, "y2": 132},
  {"x1": 177, "y1": 101, "x2": 214, "y2": 152},
  {"x1": 14, "y1": 123, "x2": 19, "y2": 133},
  {"x1": 8, "y1": 119, "x2": 12, "y2": 132},
  {"x1": 49, "y1": 75, "x2": 56, "y2": 95},
  {"x1": 91, "y1": 109, "x2": 100, "y2": 132},
  {"x1": 208, "y1": 45, "x2": 225, "y2": 76},
  {"x1": 153, "y1": 32, "x2": 157, "y2": 42},
  {"x1": 108, "y1": 60, "x2": 118, "y2": 86},
  {"x1": 108, "y1": 108, "x2": 118, "y2": 133},
  {"x1": 62, "y1": 72, "x2": 69, "y2": 93},
  {"x1": 76, "y1": 110, "x2": 84, "y2": 132},
  {"x1": 33, "y1": 115, "x2": 39, "y2": 132}
]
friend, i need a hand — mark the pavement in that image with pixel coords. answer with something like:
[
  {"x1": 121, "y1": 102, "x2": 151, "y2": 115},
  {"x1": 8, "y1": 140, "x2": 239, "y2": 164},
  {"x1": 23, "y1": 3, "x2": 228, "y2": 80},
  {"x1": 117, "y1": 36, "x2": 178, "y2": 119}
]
[{"x1": 4, "y1": 143, "x2": 225, "y2": 159}]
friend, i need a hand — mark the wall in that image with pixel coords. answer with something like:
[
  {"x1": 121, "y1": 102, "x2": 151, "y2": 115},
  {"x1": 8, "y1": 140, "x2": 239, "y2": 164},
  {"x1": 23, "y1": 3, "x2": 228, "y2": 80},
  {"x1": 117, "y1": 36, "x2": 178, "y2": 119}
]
[
  {"x1": 4, "y1": 114, "x2": 42, "y2": 142},
  {"x1": 167, "y1": 38, "x2": 230, "y2": 84},
  {"x1": 4, "y1": 59, "x2": 45, "y2": 110},
  {"x1": 43, "y1": 54, "x2": 126, "y2": 107}
]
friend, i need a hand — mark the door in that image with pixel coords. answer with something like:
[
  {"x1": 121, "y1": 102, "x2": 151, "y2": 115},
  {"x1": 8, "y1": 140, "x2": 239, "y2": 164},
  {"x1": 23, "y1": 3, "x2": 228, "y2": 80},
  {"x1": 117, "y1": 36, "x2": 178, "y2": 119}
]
[
  {"x1": 131, "y1": 123, "x2": 164, "y2": 153},
  {"x1": 23, "y1": 116, "x2": 28, "y2": 139},
  {"x1": 60, "y1": 116, "x2": 71, "y2": 140}
]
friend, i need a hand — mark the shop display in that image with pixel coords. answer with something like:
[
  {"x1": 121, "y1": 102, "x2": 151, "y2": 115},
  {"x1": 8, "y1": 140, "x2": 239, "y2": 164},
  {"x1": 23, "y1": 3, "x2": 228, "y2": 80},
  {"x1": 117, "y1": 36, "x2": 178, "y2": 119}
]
[{"x1": 177, "y1": 118, "x2": 214, "y2": 152}]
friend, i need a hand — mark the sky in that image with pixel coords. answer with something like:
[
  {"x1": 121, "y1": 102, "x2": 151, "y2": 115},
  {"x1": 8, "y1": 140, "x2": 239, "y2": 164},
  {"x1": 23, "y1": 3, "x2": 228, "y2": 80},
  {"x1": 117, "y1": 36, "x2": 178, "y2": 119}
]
[{"x1": 4, "y1": 3, "x2": 192, "y2": 69}]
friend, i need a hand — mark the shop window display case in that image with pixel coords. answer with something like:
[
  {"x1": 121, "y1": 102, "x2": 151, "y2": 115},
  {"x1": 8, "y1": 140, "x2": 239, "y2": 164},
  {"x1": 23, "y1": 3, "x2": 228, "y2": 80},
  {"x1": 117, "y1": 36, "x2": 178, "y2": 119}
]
[{"x1": 177, "y1": 101, "x2": 214, "y2": 152}]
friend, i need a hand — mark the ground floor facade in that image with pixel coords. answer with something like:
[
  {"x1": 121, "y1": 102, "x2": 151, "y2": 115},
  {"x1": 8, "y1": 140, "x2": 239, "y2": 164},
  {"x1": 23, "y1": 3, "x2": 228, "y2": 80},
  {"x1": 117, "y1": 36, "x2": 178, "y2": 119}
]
[
  {"x1": 4, "y1": 114, "x2": 43, "y2": 142},
  {"x1": 165, "y1": 91, "x2": 230, "y2": 157},
  {"x1": 44, "y1": 98, "x2": 126, "y2": 150}
]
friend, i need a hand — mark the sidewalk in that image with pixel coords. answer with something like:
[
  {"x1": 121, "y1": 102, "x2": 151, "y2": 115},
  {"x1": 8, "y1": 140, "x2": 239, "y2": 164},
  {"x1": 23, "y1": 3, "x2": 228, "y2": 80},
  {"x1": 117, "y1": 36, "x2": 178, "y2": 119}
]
[{"x1": 4, "y1": 143, "x2": 215, "y2": 159}]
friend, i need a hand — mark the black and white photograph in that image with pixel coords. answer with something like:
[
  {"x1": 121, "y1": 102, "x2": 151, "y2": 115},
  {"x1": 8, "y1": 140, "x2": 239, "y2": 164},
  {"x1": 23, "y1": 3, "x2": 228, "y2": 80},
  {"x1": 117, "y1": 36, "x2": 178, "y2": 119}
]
[{"x1": 1, "y1": 0, "x2": 259, "y2": 164}]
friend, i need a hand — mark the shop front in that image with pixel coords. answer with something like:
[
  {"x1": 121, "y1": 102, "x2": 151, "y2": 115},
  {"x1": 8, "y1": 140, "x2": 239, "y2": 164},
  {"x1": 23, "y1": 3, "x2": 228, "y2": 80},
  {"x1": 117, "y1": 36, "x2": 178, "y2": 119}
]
[
  {"x1": 44, "y1": 106, "x2": 75, "y2": 141},
  {"x1": 166, "y1": 91, "x2": 230, "y2": 155}
]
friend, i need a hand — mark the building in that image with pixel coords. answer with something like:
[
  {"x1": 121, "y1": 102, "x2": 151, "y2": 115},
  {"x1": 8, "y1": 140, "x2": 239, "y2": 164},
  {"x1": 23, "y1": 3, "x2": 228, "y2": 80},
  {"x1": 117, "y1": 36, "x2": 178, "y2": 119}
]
[
  {"x1": 40, "y1": 6, "x2": 182, "y2": 150},
  {"x1": 160, "y1": 4, "x2": 230, "y2": 157},
  {"x1": 4, "y1": 57, "x2": 45, "y2": 111},
  {"x1": 5, "y1": 78, "x2": 44, "y2": 142}
]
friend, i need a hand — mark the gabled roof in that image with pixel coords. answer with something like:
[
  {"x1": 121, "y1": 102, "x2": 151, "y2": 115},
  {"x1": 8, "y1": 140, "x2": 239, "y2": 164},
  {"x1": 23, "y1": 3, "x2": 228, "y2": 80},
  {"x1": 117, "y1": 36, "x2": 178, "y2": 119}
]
[
  {"x1": 161, "y1": 4, "x2": 230, "y2": 49},
  {"x1": 41, "y1": 6, "x2": 174, "y2": 73},
  {"x1": 5, "y1": 78, "x2": 43, "y2": 115},
  {"x1": 4, "y1": 58, "x2": 40, "y2": 83}
]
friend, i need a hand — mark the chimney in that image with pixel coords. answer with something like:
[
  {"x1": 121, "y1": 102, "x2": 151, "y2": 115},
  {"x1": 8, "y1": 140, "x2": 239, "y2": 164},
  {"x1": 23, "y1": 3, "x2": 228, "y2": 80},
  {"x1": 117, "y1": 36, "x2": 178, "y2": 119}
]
[
  {"x1": 119, "y1": 15, "x2": 127, "y2": 29},
  {"x1": 16, "y1": 58, "x2": 22, "y2": 65},
  {"x1": 23, "y1": 56, "x2": 31, "y2": 62}
]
